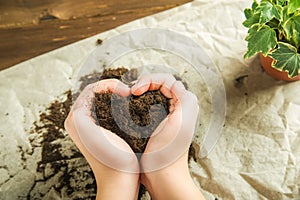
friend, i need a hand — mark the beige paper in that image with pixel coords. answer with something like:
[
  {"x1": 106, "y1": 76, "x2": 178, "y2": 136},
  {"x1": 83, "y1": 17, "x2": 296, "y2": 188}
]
[{"x1": 1, "y1": 0, "x2": 299, "y2": 199}]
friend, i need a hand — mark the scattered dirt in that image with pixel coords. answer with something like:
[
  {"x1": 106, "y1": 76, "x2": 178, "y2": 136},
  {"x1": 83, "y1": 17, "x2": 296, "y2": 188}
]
[
  {"x1": 96, "y1": 39, "x2": 103, "y2": 45},
  {"x1": 234, "y1": 75, "x2": 248, "y2": 88},
  {"x1": 29, "y1": 67, "x2": 196, "y2": 200},
  {"x1": 30, "y1": 90, "x2": 97, "y2": 199}
]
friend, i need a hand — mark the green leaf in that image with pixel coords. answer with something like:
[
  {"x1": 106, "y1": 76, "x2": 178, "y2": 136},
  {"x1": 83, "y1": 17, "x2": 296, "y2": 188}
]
[
  {"x1": 288, "y1": 0, "x2": 300, "y2": 13},
  {"x1": 252, "y1": 0, "x2": 259, "y2": 10},
  {"x1": 274, "y1": 0, "x2": 287, "y2": 6},
  {"x1": 244, "y1": 24, "x2": 277, "y2": 58},
  {"x1": 243, "y1": 8, "x2": 260, "y2": 28},
  {"x1": 267, "y1": 18, "x2": 280, "y2": 29},
  {"x1": 244, "y1": 8, "x2": 252, "y2": 19},
  {"x1": 281, "y1": 6, "x2": 290, "y2": 23},
  {"x1": 256, "y1": 0, "x2": 281, "y2": 23},
  {"x1": 242, "y1": 1, "x2": 260, "y2": 28},
  {"x1": 270, "y1": 42, "x2": 300, "y2": 78},
  {"x1": 283, "y1": 14, "x2": 300, "y2": 48}
]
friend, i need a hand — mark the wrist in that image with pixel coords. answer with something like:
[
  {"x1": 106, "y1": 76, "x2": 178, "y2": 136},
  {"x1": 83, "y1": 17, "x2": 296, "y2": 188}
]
[
  {"x1": 142, "y1": 163, "x2": 191, "y2": 189},
  {"x1": 143, "y1": 170, "x2": 204, "y2": 200},
  {"x1": 93, "y1": 165, "x2": 139, "y2": 185},
  {"x1": 141, "y1": 153, "x2": 191, "y2": 196},
  {"x1": 141, "y1": 152, "x2": 205, "y2": 200},
  {"x1": 92, "y1": 164, "x2": 139, "y2": 200}
]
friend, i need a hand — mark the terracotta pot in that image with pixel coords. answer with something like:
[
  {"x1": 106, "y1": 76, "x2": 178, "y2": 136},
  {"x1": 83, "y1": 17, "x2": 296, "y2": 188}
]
[{"x1": 259, "y1": 53, "x2": 300, "y2": 81}]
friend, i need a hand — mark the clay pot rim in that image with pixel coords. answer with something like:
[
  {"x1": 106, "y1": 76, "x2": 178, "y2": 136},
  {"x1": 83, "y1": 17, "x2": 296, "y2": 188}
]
[{"x1": 259, "y1": 53, "x2": 300, "y2": 82}]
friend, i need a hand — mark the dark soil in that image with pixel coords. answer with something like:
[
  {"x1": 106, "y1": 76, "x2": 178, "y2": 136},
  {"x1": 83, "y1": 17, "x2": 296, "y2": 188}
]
[
  {"x1": 93, "y1": 91, "x2": 169, "y2": 153},
  {"x1": 91, "y1": 68, "x2": 170, "y2": 154}
]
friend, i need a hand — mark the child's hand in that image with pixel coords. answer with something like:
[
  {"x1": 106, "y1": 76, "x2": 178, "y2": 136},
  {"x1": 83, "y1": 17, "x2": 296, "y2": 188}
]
[
  {"x1": 131, "y1": 73, "x2": 199, "y2": 172},
  {"x1": 131, "y1": 73, "x2": 205, "y2": 200},
  {"x1": 65, "y1": 79, "x2": 139, "y2": 200}
]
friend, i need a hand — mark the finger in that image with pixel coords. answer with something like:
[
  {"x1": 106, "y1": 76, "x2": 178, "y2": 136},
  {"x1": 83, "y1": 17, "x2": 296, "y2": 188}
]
[
  {"x1": 72, "y1": 82, "x2": 98, "y2": 114},
  {"x1": 170, "y1": 81, "x2": 186, "y2": 101},
  {"x1": 168, "y1": 98, "x2": 175, "y2": 113},
  {"x1": 72, "y1": 79, "x2": 130, "y2": 117},
  {"x1": 168, "y1": 81, "x2": 199, "y2": 130},
  {"x1": 130, "y1": 78, "x2": 151, "y2": 95},
  {"x1": 171, "y1": 92, "x2": 199, "y2": 127},
  {"x1": 72, "y1": 107, "x2": 139, "y2": 172},
  {"x1": 93, "y1": 79, "x2": 130, "y2": 97},
  {"x1": 131, "y1": 73, "x2": 176, "y2": 98}
]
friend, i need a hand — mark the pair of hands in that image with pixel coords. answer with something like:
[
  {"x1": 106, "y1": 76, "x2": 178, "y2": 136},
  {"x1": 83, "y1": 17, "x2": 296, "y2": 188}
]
[{"x1": 65, "y1": 73, "x2": 204, "y2": 200}]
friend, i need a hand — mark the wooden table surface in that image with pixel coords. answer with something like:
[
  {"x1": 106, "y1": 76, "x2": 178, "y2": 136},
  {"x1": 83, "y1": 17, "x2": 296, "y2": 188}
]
[{"x1": 0, "y1": 0, "x2": 191, "y2": 71}]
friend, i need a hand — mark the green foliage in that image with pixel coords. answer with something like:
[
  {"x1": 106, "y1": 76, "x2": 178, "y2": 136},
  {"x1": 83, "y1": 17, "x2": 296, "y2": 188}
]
[
  {"x1": 270, "y1": 42, "x2": 300, "y2": 77},
  {"x1": 288, "y1": 0, "x2": 300, "y2": 13},
  {"x1": 244, "y1": 24, "x2": 277, "y2": 58},
  {"x1": 256, "y1": 1, "x2": 281, "y2": 23},
  {"x1": 283, "y1": 14, "x2": 300, "y2": 48},
  {"x1": 243, "y1": 0, "x2": 300, "y2": 78}
]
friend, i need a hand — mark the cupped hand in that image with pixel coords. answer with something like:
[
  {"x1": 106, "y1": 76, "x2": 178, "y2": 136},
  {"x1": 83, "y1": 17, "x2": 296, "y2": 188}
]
[
  {"x1": 65, "y1": 79, "x2": 140, "y2": 200},
  {"x1": 131, "y1": 73, "x2": 199, "y2": 172},
  {"x1": 131, "y1": 73, "x2": 204, "y2": 200}
]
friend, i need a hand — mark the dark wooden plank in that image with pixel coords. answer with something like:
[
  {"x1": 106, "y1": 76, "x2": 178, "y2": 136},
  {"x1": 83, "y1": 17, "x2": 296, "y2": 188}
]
[{"x1": 0, "y1": 0, "x2": 191, "y2": 70}]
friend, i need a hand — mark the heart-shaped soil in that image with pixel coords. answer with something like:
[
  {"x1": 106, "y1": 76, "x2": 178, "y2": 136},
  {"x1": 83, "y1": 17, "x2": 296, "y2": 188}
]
[{"x1": 91, "y1": 68, "x2": 170, "y2": 153}]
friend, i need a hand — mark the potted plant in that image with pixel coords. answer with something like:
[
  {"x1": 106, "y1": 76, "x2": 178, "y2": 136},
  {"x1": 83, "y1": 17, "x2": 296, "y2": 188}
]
[{"x1": 243, "y1": 0, "x2": 300, "y2": 81}]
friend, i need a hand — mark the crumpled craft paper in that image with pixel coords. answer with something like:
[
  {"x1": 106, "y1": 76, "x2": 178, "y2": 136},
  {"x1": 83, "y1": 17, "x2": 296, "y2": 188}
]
[{"x1": 0, "y1": 0, "x2": 300, "y2": 199}]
